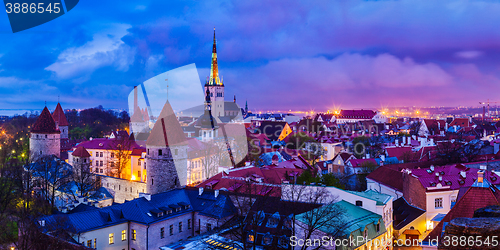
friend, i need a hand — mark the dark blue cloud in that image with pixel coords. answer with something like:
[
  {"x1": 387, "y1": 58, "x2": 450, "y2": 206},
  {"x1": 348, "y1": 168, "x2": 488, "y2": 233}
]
[{"x1": 1, "y1": 0, "x2": 500, "y2": 114}]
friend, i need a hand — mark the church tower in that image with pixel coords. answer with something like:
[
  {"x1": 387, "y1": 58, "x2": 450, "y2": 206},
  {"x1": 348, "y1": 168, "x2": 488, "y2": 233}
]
[
  {"x1": 145, "y1": 101, "x2": 188, "y2": 194},
  {"x1": 30, "y1": 106, "x2": 61, "y2": 159},
  {"x1": 52, "y1": 102, "x2": 69, "y2": 140},
  {"x1": 205, "y1": 28, "x2": 225, "y2": 118},
  {"x1": 194, "y1": 88, "x2": 219, "y2": 142}
]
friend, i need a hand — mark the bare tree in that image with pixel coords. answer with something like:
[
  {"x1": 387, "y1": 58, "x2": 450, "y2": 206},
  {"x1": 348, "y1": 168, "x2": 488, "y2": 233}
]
[
  {"x1": 282, "y1": 184, "x2": 347, "y2": 250},
  {"x1": 108, "y1": 136, "x2": 133, "y2": 179}
]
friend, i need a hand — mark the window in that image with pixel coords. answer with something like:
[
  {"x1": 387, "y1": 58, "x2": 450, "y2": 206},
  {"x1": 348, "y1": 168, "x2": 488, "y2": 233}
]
[
  {"x1": 109, "y1": 233, "x2": 114, "y2": 244},
  {"x1": 262, "y1": 233, "x2": 273, "y2": 246},
  {"x1": 159, "y1": 149, "x2": 162, "y2": 156},
  {"x1": 278, "y1": 236, "x2": 289, "y2": 248},
  {"x1": 96, "y1": 160, "x2": 99, "y2": 166},
  {"x1": 147, "y1": 149, "x2": 149, "y2": 155},
  {"x1": 356, "y1": 200, "x2": 363, "y2": 206},
  {"x1": 160, "y1": 227, "x2": 165, "y2": 238},
  {"x1": 132, "y1": 229, "x2": 136, "y2": 240},
  {"x1": 266, "y1": 212, "x2": 280, "y2": 228},
  {"x1": 111, "y1": 152, "x2": 114, "y2": 158},
  {"x1": 100, "y1": 169, "x2": 103, "y2": 173},
  {"x1": 138, "y1": 159, "x2": 141, "y2": 165},
  {"x1": 94, "y1": 238, "x2": 96, "y2": 248},
  {"x1": 170, "y1": 225, "x2": 174, "y2": 235},
  {"x1": 110, "y1": 162, "x2": 114, "y2": 168},
  {"x1": 122, "y1": 230, "x2": 126, "y2": 241},
  {"x1": 179, "y1": 222, "x2": 183, "y2": 232},
  {"x1": 87, "y1": 240, "x2": 92, "y2": 247},
  {"x1": 207, "y1": 223, "x2": 212, "y2": 231},
  {"x1": 188, "y1": 219, "x2": 192, "y2": 229},
  {"x1": 100, "y1": 152, "x2": 103, "y2": 157},
  {"x1": 45, "y1": 134, "x2": 47, "y2": 138},
  {"x1": 435, "y1": 198, "x2": 443, "y2": 208},
  {"x1": 100, "y1": 161, "x2": 103, "y2": 166},
  {"x1": 96, "y1": 152, "x2": 99, "y2": 157},
  {"x1": 376, "y1": 222, "x2": 380, "y2": 232},
  {"x1": 247, "y1": 231, "x2": 255, "y2": 243}
]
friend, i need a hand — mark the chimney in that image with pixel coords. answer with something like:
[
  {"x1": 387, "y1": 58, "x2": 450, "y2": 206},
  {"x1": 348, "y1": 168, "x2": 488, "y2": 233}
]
[
  {"x1": 215, "y1": 189, "x2": 219, "y2": 198},
  {"x1": 199, "y1": 187, "x2": 204, "y2": 196},
  {"x1": 480, "y1": 165, "x2": 487, "y2": 170},
  {"x1": 134, "y1": 86, "x2": 138, "y2": 109},
  {"x1": 478, "y1": 170, "x2": 485, "y2": 183},
  {"x1": 430, "y1": 165, "x2": 434, "y2": 172},
  {"x1": 460, "y1": 171, "x2": 466, "y2": 179},
  {"x1": 139, "y1": 193, "x2": 151, "y2": 201}
]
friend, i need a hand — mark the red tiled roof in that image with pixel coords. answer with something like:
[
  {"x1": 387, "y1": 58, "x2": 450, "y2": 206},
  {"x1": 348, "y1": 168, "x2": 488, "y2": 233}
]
[
  {"x1": 197, "y1": 165, "x2": 307, "y2": 197},
  {"x1": 449, "y1": 118, "x2": 473, "y2": 127},
  {"x1": 52, "y1": 103, "x2": 69, "y2": 126},
  {"x1": 146, "y1": 101, "x2": 187, "y2": 147},
  {"x1": 348, "y1": 158, "x2": 378, "y2": 168},
  {"x1": 336, "y1": 110, "x2": 376, "y2": 119},
  {"x1": 130, "y1": 148, "x2": 145, "y2": 156},
  {"x1": 367, "y1": 166, "x2": 403, "y2": 192},
  {"x1": 426, "y1": 185, "x2": 500, "y2": 241},
  {"x1": 72, "y1": 146, "x2": 91, "y2": 157},
  {"x1": 32, "y1": 107, "x2": 60, "y2": 134},
  {"x1": 408, "y1": 164, "x2": 500, "y2": 190},
  {"x1": 75, "y1": 138, "x2": 141, "y2": 151},
  {"x1": 386, "y1": 146, "x2": 412, "y2": 159}
]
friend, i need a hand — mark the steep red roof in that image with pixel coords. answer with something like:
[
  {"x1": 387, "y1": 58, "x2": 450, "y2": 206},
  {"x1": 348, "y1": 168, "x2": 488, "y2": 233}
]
[
  {"x1": 146, "y1": 101, "x2": 187, "y2": 147},
  {"x1": 408, "y1": 164, "x2": 500, "y2": 191},
  {"x1": 52, "y1": 103, "x2": 69, "y2": 126},
  {"x1": 367, "y1": 166, "x2": 403, "y2": 192},
  {"x1": 449, "y1": 118, "x2": 473, "y2": 127},
  {"x1": 386, "y1": 146, "x2": 412, "y2": 159},
  {"x1": 348, "y1": 158, "x2": 378, "y2": 168},
  {"x1": 72, "y1": 146, "x2": 91, "y2": 157},
  {"x1": 32, "y1": 107, "x2": 60, "y2": 134}
]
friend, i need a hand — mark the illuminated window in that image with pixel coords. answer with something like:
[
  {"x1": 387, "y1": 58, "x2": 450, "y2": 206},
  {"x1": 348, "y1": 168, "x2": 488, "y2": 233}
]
[
  {"x1": 132, "y1": 229, "x2": 136, "y2": 240},
  {"x1": 247, "y1": 231, "x2": 255, "y2": 243},
  {"x1": 121, "y1": 230, "x2": 126, "y2": 241},
  {"x1": 111, "y1": 152, "x2": 114, "y2": 158},
  {"x1": 435, "y1": 198, "x2": 443, "y2": 208},
  {"x1": 109, "y1": 233, "x2": 114, "y2": 244},
  {"x1": 94, "y1": 238, "x2": 96, "y2": 248},
  {"x1": 87, "y1": 240, "x2": 91, "y2": 247}
]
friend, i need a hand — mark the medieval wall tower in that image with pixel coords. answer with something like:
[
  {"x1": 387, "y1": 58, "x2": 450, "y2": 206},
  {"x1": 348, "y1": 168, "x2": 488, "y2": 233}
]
[
  {"x1": 145, "y1": 101, "x2": 188, "y2": 194},
  {"x1": 30, "y1": 106, "x2": 61, "y2": 159},
  {"x1": 52, "y1": 102, "x2": 69, "y2": 140}
]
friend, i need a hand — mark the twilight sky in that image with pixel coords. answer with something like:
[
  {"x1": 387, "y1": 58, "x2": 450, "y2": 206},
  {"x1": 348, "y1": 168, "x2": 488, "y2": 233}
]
[{"x1": 1, "y1": 0, "x2": 500, "y2": 114}]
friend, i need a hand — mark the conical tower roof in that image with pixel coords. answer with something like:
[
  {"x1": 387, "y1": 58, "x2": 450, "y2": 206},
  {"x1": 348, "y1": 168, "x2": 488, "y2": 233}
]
[
  {"x1": 72, "y1": 146, "x2": 91, "y2": 157},
  {"x1": 52, "y1": 103, "x2": 69, "y2": 126},
  {"x1": 146, "y1": 101, "x2": 187, "y2": 147},
  {"x1": 32, "y1": 107, "x2": 60, "y2": 134},
  {"x1": 130, "y1": 106, "x2": 144, "y2": 122}
]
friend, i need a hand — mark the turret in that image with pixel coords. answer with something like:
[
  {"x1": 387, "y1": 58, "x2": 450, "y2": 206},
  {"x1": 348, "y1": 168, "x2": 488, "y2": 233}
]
[
  {"x1": 145, "y1": 101, "x2": 188, "y2": 194},
  {"x1": 30, "y1": 107, "x2": 61, "y2": 158}
]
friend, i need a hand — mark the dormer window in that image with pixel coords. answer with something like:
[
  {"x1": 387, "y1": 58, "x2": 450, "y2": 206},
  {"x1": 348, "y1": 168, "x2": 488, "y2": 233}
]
[
  {"x1": 355, "y1": 200, "x2": 363, "y2": 206},
  {"x1": 266, "y1": 212, "x2": 280, "y2": 228}
]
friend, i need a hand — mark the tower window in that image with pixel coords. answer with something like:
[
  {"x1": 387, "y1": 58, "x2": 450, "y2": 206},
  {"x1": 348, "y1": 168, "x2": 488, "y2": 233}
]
[{"x1": 159, "y1": 149, "x2": 162, "y2": 156}]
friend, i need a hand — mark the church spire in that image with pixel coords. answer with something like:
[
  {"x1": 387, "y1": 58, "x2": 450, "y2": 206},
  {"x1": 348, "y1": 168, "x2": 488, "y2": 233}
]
[{"x1": 208, "y1": 27, "x2": 222, "y2": 86}]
